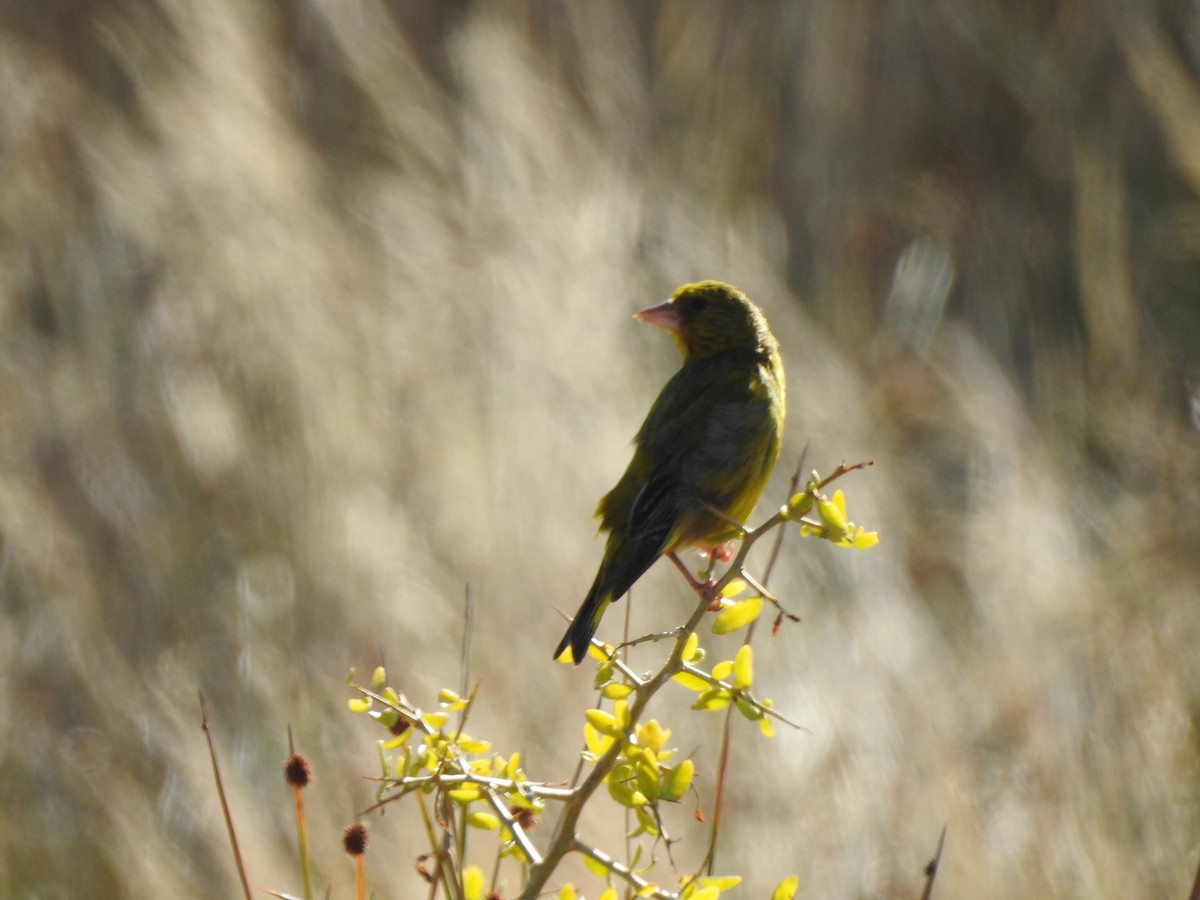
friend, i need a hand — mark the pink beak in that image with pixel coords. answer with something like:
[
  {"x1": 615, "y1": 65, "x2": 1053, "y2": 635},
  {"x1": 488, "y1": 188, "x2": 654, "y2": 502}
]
[{"x1": 634, "y1": 300, "x2": 683, "y2": 333}]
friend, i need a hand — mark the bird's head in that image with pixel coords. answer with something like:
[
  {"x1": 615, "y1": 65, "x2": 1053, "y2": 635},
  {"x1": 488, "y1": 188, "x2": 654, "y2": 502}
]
[{"x1": 636, "y1": 281, "x2": 775, "y2": 361}]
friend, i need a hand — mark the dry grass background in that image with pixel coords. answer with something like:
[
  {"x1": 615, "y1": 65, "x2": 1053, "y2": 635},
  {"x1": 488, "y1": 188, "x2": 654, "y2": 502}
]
[{"x1": 1, "y1": 1, "x2": 1199, "y2": 897}]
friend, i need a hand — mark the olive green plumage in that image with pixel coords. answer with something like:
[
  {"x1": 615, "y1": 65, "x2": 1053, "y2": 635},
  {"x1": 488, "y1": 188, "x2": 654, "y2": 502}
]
[{"x1": 555, "y1": 281, "x2": 786, "y2": 663}]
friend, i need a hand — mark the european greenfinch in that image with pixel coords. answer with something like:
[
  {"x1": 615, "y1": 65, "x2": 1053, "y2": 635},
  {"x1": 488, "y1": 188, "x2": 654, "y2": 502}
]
[{"x1": 555, "y1": 281, "x2": 786, "y2": 663}]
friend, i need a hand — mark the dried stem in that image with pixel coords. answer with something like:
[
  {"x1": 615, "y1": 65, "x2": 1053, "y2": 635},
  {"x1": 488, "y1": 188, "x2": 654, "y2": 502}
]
[
  {"x1": 919, "y1": 825, "x2": 947, "y2": 900},
  {"x1": 199, "y1": 692, "x2": 253, "y2": 900}
]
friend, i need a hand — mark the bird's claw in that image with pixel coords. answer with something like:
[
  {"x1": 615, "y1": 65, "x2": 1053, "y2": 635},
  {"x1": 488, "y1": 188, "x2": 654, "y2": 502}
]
[{"x1": 705, "y1": 543, "x2": 735, "y2": 564}]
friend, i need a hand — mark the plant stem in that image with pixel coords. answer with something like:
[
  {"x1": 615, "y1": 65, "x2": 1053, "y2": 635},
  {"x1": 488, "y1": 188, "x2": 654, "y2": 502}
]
[{"x1": 520, "y1": 589, "x2": 716, "y2": 900}]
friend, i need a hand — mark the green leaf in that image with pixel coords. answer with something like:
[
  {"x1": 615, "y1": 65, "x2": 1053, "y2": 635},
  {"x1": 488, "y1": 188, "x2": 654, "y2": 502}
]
[
  {"x1": 374, "y1": 709, "x2": 399, "y2": 729},
  {"x1": 369, "y1": 666, "x2": 387, "y2": 691},
  {"x1": 636, "y1": 719, "x2": 668, "y2": 751},
  {"x1": 698, "y1": 876, "x2": 742, "y2": 891},
  {"x1": 608, "y1": 762, "x2": 634, "y2": 785},
  {"x1": 672, "y1": 670, "x2": 710, "y2": 692},
  {"x1": 601, "y1": 682, "x2": 634, "y2": 700},
  {"x1": 719, "y1": 578, "x2": 748, "y2": 598},
  {"x1": 784, "y1": 491, "x2": 814, "y2": 520},
  {"x1": 634, "y1": 750, "x2": 660, "y2": 800},
  {"x1": 850, "y1": 527, "x2": 879, "y2": 549},
  {"x1": 629, "y1": 842, "x2": 645, "y2": 871},
  {"x1": 734, "y1": 695, "x2": 762, "y2": 721},
  {"x1": 732, "y1": 644, "x2": 753, "y2": 690},
  {"x1": 593, "y1": 661, "x2": 615, "y2": 690},
  {"x1": 583, "y1": 721, "x2": 614, "y2": 756},
  {"x1": 613, "y1": 699, "x2": 630, "y2": 731},
  {"x1": 347, "y1": 697, "x2": 372, "y2": 714},
  {"x1": 660, "y1": 759, "x2": 694, "y2": 801},
  {"x1": 711, "y1": 596, "x2": 763, "y2": 635},
  {"x1": 711, "y1": 660, "x2": 733, "y2": 681},
  {"x1": 465, "y1": 810, "x2": 499, "y2": 830},
  {"x1": 447, "y1": 786, "x2": 480, "y2": 804},
  {"x1": 423, "y1": 711, "x2": 448, "y2": 729},
  {"x1": 682, "y1": 632, "x2": 701, "y2": 661},
  {"x1": 771, "y1": 875, "x2": 799, "y2": 900},
  {"x1": 585, "y1": 708, "x2": 622, "y2": 738},
  {"x1": 587, "y1": 642, "x2": 613, "y2": 662},
  {"x1": 608, "y1": 780, "x2": 648, "y2": 808},
  {"x1": 691, "y1": 688, "x2": 732, "y2": 711},
  {"x1": 816, "y1": 495, "x2": 848, "y2": 534},
  {"x1": 556, "y1": 884, "x2": 576, "y2": 900},
  {"x1": 463, "y1": 865, "x2": 485, "y2": 900},
  {"x1": 582, "y1": 854, "x2": 609, "y2": 878},
  {"x1": 634, "y1": 804, "x2": 660, "y2": 835}
]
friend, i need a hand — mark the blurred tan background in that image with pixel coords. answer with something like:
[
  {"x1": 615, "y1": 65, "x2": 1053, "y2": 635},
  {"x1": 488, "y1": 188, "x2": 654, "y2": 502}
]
[{"x1": 2, "y1": 1, "x2": 1199, "y2": 897}]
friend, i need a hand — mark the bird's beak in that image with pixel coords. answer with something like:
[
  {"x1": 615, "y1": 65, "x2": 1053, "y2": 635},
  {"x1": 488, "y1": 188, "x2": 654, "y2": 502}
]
[{"x1": 634, "y1": 300, "x2": 683, "y2": 334}]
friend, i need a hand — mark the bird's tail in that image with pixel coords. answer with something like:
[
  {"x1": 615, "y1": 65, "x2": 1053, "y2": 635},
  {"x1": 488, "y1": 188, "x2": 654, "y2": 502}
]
[{"x1": 554, "y1": 582, "x2": 613, "y2": 665}]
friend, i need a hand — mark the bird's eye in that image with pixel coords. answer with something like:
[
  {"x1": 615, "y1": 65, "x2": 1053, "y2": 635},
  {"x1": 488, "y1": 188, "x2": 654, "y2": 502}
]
[{"x1": 679, "y1": 294, "x2": 706, "y2": 315}]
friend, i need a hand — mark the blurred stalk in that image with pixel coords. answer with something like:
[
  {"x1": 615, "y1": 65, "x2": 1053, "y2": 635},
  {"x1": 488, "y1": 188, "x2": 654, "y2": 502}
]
[
  {"x1": 1071, "y1": 120, "x2": 1137, "y2": 379},
  {"x1": 1123, "y1": 20, "x2": 1200, "y2": 196}
]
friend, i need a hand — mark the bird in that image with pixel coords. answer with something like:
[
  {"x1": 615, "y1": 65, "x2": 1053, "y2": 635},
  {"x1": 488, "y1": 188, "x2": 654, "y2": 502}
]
[{"x1": 555, "y1": 280, "x2": 786, "y2": 664}]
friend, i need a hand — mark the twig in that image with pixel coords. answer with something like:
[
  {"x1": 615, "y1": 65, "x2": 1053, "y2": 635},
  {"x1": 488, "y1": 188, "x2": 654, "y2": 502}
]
[
  {"x1": 624, "y1": 588, "x2": 643, "y2": 883},
  {"x1": 919, "y1": 824, "x2": 947, "y2": 900},
  {"x1": 702, "y1": 450, "x2": 808, "y2": 877},
  {"x1": 365, "y1": 773, "x2": 575, "y2": 804},
  {"x1": 460, "y1": 585, "x2": 474, "y2": 701},
  {"x1": 199, "y1": 692, "x2": 253, "y2": 900},
  {"x1": 818, "y1": 459, "x2": 875, "y2": 489},
  {"x1": 701, "y1": 501, "x2": 750, "y2": 535},
  {"x1": 520, "y1": 588, "x2": 719, "y2": 900},
  {"x1": 615, "y1": 628, "x2": 688, "y2": 653},
  {"x1": 700, "y1": 702, "x2": 735, "y2": 878},
  {"x1": 763, "y1": 446, "x2": 807, "y2": 583},
  {"x1": 738, "y1": 568, "x2": 790, "y2": 614},
  {"x1": 441, "y1": 791, "x2": 465, "y2": 900}
]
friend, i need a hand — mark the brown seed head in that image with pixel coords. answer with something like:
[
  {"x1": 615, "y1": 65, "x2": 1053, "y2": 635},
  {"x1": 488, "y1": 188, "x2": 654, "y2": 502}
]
[
  {"x1": 283, "y1": 753, "x2": 313, "y2": 789},
  {"x1": 509, "y1": 805, "x2": 538, "y2": 831},
  {"x1": 343, "y1": 822, "x2": 369, "y2": 856}
]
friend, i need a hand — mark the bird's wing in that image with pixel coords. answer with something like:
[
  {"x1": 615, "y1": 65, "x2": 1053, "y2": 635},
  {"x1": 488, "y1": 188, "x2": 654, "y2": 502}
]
[
  {"x1": 625, "y1": 462, "x2": 683, "y2": 546},
  {"x1": 616, "y1": 359, "x2": 732, "y2": 548},
  {"x1": 599, "y1": 355, "x2": 773, "y2": 550}
]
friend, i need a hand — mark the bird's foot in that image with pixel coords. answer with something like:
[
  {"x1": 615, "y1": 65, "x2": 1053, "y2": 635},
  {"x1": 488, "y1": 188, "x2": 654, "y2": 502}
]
[
  {"x1": 667, "y1": 552, "x2": 722, "y2": 605},
  {"x1": 704, "y1": 542, "x2": 735, "y2": 564}
]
